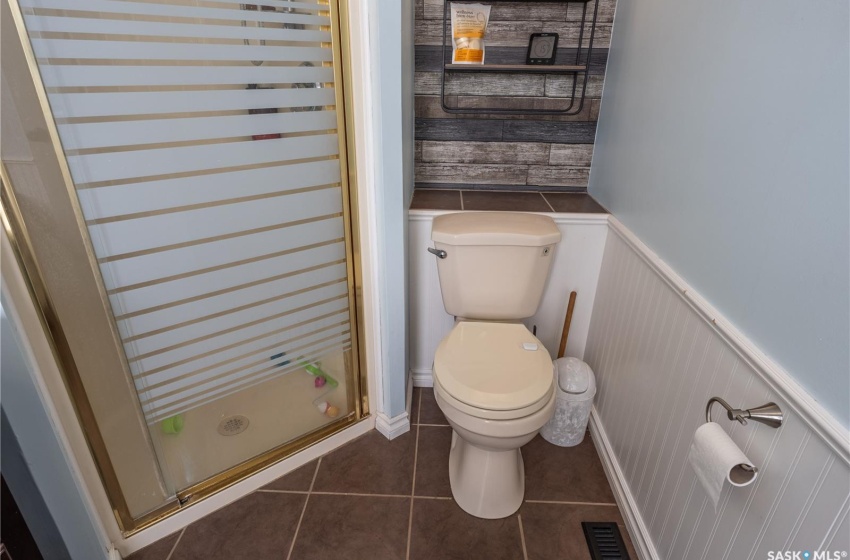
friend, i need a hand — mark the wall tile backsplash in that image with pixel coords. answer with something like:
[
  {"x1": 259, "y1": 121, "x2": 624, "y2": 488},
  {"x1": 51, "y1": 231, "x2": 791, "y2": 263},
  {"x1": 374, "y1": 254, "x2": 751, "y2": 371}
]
[{"x1": 414, "y1": 0, "x2": 616, "y2": 192}]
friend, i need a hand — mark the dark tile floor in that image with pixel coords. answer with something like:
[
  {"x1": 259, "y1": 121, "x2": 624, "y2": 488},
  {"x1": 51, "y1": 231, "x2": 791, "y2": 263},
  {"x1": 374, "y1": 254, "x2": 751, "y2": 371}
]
[
  {"x1": 409, "y1": 189, "x2": 608, "y2": 214},
  {"x1": 129, "y1": 388, "x2": 635, "y2": 560}
]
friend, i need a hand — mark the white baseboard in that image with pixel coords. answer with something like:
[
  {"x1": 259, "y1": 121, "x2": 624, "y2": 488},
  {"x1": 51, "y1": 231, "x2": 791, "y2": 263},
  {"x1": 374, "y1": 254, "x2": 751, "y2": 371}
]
[
  {"x1": 589, "y1": 407, "x2": 660, "y2": 560},
  {"x1": 375, "y1": 373, "x2": 414, "y2": 440},
  {"x1": 406, "y1": 373, "x2": 414, "y2": 415},
  {"x1": 375, "y1": 411, "x2": 411, "y2": 440},
  {"x1": 411, "y1": 368, "x2": 433, "y2": 387}
]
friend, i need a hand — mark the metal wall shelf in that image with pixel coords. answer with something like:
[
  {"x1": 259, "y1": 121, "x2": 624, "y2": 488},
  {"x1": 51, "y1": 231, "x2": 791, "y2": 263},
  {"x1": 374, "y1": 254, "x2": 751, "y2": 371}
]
[
  {"x1": 440, "y1": 0, "x2": 600, "y2": 115},
  {"x1": 444, "y1": 64, "x2": 587, "y2": 73}
]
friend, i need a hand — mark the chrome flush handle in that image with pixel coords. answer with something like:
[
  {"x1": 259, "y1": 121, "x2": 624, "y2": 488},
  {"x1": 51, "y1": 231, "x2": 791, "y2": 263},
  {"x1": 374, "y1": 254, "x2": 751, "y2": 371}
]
[{"x1": 427, "y1": 247, "x2": 447, "y2": 259}]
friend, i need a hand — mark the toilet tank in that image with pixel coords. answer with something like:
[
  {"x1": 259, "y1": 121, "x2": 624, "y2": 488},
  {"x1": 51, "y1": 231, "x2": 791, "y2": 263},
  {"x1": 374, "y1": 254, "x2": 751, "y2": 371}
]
[{"x1": 431, "y1": 212, "x2": 561, "y2": 320}]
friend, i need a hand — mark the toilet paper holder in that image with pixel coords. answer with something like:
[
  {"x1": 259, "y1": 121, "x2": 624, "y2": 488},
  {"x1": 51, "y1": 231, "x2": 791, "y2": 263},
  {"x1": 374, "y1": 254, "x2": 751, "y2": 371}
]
[{"x1": 705, "y1": 397, "x2": 784, "y2": 429}]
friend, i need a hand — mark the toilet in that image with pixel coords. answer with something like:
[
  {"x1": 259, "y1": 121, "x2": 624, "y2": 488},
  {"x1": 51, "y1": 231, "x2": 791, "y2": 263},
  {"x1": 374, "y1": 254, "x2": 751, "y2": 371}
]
[{"x1": 429, "y1": 212, "x2": 561, "y2": 519}]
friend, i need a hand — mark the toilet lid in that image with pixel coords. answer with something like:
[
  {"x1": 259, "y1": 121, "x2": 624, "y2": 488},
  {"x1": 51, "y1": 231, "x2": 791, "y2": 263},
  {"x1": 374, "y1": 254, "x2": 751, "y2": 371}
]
[{"x1": 434, "y1": 322, "x2": 554, "y2": 411}]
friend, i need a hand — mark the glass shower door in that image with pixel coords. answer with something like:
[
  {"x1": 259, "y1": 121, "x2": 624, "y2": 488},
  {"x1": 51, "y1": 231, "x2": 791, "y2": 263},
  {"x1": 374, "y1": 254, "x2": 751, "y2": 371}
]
[{"x1": 3, "y1": 0, "x2": 363, "y2": 531}]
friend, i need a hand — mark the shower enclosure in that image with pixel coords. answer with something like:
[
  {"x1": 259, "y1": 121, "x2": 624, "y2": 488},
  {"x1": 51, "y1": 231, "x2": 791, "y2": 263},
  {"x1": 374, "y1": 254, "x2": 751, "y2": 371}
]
[{"x1": 1, "y1": 0, "x2": 366, "y2": 533}]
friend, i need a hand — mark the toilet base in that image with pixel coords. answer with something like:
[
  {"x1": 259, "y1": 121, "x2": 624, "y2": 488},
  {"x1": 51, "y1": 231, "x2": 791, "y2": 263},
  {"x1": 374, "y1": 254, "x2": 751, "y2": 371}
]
[{"x1": 448, "y1": 430, "x2": 526, "y2": 519}]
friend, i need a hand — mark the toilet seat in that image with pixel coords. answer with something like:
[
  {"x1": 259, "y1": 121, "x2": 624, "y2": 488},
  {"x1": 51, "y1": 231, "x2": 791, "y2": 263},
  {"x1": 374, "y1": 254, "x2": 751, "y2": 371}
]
[
  {"x1": 434, "y1": 376, "x2": 553, "y2": 421},
  {"x1": 433, "y1": 321, "x2": 554, "y2": 420}
]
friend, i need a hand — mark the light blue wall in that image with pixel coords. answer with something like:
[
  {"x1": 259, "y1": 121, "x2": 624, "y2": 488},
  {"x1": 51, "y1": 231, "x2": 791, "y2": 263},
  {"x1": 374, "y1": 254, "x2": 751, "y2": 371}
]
[
  {"x1": 2, "y1": 410, "x2": 71, "y2": 559},
  {"x1": 401, "y1": 0, "x2": 415, "y2": 406},
  {"x1": 589, "y1": 0, "x2": 850, "y2": 426},
  {"x1": 1, "y1": 301, "x2": 108, "y2": 559},
  {"x1": 370, "y1": 0, "x2": 414, "y2": 417}
]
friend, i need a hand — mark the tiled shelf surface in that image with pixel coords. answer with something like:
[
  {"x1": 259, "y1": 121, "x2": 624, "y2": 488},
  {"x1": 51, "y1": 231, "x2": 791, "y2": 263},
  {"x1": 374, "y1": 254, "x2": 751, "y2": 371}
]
[{"x1": 410, "y1": 188, "x2": 609, "y2": 213}]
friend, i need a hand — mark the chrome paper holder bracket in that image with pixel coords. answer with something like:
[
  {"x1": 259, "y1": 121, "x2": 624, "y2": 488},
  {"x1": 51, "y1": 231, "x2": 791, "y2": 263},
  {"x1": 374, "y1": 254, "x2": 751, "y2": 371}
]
[{"x1": 706, "y1": 397, "x2": 784, "y2": 429}]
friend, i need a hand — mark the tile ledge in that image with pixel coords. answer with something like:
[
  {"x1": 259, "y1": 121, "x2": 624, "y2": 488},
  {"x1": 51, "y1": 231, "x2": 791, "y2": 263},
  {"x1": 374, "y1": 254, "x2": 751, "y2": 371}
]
[
  {"x1": 409, "y1": 209, "x2": 611, "y2": 223},
  {"x1": 409, "y1": 188, "x2": 609, "y2": 215}
]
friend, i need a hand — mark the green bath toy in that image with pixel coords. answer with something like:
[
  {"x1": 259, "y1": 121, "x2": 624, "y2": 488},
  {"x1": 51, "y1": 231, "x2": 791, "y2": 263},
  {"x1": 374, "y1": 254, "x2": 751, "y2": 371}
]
[{"x1": 161, "y1": 414, "x2": 184, "y2": 435}]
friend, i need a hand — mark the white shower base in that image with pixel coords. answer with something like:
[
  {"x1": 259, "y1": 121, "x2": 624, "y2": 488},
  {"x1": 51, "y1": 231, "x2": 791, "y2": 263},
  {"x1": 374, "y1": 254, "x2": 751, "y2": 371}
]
[{"x1": 153, "y1": 352, "x2": 350, "y2": 491}]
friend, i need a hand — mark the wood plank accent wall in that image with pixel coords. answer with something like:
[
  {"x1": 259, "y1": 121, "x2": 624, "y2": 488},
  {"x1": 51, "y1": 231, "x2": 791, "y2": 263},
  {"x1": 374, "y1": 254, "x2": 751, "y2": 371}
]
[
  {"x1": 586, "y1": 220, "x2": 850, "y2": 559},
  {"x1": 414, "y1": 0, "x2": 616, "y2": 191}
]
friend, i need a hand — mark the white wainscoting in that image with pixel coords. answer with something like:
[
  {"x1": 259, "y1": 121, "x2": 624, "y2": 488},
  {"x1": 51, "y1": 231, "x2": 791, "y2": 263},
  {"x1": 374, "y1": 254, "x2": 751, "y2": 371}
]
[
  {"x1": 586, "y1": 217, "x2": 850, "y2": 560},
  {"x1": 408, "y1": 209, "x2": 610, "y2": 386}
]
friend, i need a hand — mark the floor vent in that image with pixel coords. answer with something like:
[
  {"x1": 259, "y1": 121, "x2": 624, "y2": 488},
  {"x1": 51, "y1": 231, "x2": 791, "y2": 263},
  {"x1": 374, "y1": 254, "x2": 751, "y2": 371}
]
[
  {"x1": 217, "y1": 415, "x2": 249, "y2": 436},
  {"x1": 582, "y1": 522, "x2": 631, "y2": 560}
]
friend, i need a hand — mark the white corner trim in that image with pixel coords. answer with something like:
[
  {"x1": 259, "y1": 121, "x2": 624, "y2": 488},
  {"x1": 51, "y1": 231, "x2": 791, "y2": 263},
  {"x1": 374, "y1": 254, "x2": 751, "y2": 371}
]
[
  {"x1": 607, "y1": 216, "x2": 850, "y2": 465},
  {"x1": 589, "y1": 408, "x2": 659, "y2": 560},
  {"x1": 411, "y1": 368, "x2": 434, "y2": 388},
  {"x1": 375, "y1": 365, "x2": 411, "y2": 440},
  {"x1": 375, "y1": 411, "x2": 411, "y2": 440},
  {"x1": 108, "y1": 545, "x2": 123, "y2": 560},
  {"x1": 345, "y1": 0, "x2": 385, "y2": 420}
]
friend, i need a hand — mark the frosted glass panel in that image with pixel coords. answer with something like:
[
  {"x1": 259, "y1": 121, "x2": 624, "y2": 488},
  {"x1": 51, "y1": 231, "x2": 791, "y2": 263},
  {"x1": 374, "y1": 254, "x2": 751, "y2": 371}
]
[{"x1": 20, "y1": 0, "x2": 355, "y2": 454}]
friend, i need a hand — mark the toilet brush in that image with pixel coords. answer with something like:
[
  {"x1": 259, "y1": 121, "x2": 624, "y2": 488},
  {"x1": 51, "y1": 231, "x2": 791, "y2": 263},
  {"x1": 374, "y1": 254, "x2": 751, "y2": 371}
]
[{"x1": 557, "y1": 291, "x2": 577, "y2": 359}]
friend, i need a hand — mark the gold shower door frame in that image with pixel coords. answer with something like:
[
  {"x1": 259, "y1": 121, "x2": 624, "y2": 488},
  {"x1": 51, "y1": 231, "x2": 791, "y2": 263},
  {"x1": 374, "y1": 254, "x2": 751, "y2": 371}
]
[{"x1": 1, "y1": 0, "x2": 368, "y2": 535}]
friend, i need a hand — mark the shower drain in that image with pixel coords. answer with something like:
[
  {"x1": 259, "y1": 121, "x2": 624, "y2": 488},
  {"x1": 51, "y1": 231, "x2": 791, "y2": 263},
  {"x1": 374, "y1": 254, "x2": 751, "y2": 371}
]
[{"x1": 217, "y1": 415, "x2": 249, "y2": 436}]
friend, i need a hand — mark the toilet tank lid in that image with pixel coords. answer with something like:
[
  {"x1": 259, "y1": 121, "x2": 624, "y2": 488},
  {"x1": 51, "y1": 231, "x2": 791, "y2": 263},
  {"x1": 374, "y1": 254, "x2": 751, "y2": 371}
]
[{"x1": 432, "y1": 212, "x2": 561, "y2": 247}]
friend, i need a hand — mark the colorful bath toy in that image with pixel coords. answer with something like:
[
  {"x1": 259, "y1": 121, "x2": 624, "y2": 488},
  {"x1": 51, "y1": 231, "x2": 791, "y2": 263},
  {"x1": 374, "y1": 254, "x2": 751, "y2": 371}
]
[
  {"x1": 161, "y1": 414, "x2": 184, "y2": 435},
  {"x1": 300, "y1": 360, "x2": 338, "y2": 388}
]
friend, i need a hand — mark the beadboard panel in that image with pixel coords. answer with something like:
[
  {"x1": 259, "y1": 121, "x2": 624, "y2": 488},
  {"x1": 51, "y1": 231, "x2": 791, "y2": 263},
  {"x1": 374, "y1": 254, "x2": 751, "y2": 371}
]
[
  {"x1": 408, "y1": 210, "x2": 609, "y2": 386},
  {"x1": 408, "y1": 214, "x2": 455, "y2": 385},
  {"x1": 585, "y1": 219, "x2": 850, "y2": 559}
]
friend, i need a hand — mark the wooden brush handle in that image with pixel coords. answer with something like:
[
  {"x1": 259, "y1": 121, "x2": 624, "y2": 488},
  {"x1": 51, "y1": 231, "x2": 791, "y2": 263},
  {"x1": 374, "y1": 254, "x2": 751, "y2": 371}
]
[{"x1": 557, "y1": 291, "x2": 577, "y2": 359}]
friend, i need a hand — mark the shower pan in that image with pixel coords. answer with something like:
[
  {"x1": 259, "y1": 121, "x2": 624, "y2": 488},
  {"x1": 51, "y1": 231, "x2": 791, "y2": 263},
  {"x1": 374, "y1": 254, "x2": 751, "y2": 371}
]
[{"x1": 1, "y1": 0, "x2": 366, "y2": 534}]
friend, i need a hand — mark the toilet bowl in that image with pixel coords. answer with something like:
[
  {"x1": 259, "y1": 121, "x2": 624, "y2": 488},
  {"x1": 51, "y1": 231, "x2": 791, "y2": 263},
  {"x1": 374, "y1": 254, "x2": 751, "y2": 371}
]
[
  {"x1": 429, "y1": 211, "x2": 561, "y2": 519},
  {"x1": 433, "y1": 321, "x2": 556, "y2": 519}
]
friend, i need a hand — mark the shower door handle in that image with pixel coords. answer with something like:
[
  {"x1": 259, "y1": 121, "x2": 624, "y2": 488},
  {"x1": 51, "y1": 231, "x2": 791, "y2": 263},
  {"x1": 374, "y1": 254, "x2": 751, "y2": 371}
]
[{"x1": 427, "y1": 247, "x2": 447, "y2": 259}]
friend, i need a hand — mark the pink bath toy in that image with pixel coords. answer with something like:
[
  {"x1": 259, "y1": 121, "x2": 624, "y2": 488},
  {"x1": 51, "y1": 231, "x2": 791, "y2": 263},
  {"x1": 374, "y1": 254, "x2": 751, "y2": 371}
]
[{"x1": 314, "y1": 376, "x2": 327, "y2": 388}]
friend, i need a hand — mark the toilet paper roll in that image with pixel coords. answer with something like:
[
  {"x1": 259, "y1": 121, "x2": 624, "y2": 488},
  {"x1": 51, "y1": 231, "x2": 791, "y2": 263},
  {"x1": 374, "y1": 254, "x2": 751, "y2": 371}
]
[{"x1": 688, "y1": 422, "x2": 758, "y2": 510}]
